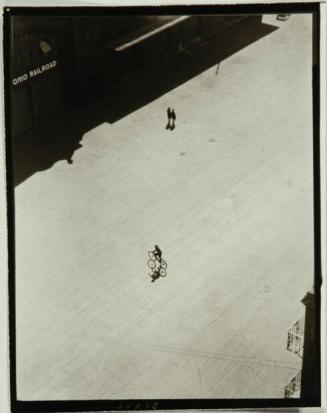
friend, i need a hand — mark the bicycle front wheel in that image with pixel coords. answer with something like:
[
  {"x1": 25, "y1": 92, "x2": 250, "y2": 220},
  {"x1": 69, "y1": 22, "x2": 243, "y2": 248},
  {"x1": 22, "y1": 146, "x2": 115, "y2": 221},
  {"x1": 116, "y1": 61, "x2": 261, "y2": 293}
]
[{"x1": 148, "y1": 251, "x2": 156, "y2": 261}]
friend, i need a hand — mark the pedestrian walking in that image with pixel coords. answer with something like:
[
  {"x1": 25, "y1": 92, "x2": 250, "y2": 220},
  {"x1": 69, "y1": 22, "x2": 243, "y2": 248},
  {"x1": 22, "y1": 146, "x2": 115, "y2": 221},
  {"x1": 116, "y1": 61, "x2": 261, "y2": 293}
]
[
  {"x1": 166, "y1": 107, "x2": 172, "y2": 130},
  {"x1": 171, "y1": 109, "x2": 176, "y2": 130}
]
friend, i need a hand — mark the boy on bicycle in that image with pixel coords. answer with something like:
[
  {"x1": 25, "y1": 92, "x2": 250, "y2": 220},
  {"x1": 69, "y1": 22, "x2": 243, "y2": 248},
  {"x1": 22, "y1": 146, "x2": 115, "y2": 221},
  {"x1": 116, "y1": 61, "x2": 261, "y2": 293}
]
[{"x1": 153, "y1": 245, "x2": 162, "y2": 262}]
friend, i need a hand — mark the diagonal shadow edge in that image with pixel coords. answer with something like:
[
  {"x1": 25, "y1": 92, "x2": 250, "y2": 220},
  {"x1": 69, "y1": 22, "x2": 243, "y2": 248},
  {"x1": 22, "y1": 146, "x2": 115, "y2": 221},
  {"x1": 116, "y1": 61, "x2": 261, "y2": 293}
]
[{"x1": 12, "y1": 17, "x2": 278, "y2": 186}]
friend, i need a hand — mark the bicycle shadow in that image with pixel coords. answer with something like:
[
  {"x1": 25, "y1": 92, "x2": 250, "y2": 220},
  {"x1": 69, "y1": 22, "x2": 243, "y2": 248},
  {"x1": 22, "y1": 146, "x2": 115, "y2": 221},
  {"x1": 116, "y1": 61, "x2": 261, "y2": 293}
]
[{"x1": 149, "y1": 273, "x2": 161, "y2": 283}]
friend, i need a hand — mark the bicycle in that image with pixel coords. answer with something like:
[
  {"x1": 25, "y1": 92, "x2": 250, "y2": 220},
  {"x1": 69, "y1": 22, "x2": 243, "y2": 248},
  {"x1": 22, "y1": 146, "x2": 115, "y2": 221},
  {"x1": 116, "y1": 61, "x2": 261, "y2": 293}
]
[
  {"x1": 147, "y1": 249, "x2": 167, "y2": 281},
  {"x1": 147, "y1": 250, "x2": 167, "y2": 270}
]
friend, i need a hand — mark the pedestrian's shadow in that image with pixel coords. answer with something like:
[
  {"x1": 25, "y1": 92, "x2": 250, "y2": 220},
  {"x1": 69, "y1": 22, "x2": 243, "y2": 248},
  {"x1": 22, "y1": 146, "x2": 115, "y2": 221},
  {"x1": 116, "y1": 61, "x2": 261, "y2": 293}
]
[{"x1": 170, "y1": 123, "x2": 175, "y2": 131}]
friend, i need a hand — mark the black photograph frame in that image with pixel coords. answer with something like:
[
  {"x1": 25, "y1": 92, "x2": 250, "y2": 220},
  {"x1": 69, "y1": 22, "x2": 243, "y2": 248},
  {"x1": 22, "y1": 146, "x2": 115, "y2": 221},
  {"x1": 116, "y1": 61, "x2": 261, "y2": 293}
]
[{"x1": 3, "y1": 2, "x2": 322, "y2": 412}]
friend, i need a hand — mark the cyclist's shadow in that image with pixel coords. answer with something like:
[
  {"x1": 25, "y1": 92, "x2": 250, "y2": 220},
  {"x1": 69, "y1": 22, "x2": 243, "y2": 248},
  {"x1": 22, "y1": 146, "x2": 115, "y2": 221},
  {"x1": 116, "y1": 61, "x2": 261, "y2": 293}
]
[{"x1": 150, "y1": 273, "x2": 160, "y2": 283}]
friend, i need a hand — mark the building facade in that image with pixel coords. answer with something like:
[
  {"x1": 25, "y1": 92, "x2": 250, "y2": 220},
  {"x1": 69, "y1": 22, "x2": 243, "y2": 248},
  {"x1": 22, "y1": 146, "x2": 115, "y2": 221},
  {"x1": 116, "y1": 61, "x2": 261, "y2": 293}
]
[{"x1": 9, "y1": 14, "x2": 260, "y2": 137}]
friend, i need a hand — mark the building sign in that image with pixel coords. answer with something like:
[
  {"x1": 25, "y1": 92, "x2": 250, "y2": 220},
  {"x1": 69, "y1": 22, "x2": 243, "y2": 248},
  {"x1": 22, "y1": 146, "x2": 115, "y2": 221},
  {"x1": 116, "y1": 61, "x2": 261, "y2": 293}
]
[{"x1": 12, "y1": 60, "x2": 57, "y2": 86}]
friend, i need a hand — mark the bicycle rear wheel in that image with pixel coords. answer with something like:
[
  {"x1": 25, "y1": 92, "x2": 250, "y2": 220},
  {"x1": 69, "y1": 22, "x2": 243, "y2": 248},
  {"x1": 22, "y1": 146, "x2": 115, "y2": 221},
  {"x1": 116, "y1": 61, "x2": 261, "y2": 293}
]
[{"x1": 147, "y1": 259, "x2": 156, "y2": 269}]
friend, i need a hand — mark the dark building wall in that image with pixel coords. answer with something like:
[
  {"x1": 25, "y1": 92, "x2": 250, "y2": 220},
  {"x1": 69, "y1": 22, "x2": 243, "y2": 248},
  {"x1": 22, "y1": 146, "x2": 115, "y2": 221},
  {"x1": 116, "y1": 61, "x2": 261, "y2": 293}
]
[
  {"x1": 70, "y1": 17, "x2": 104, "y2": 99},
  {"x1": 10, "y1": 16, "x2": 73, "y2": 136},
  {"x1": 301, "y1": 290, "x2": 320, "y2": 402},
  {"x1": 10, "y1": 15, "x2": 173, "y2": 136},
  {"x1": 99, "y1": 15, "x2": 260, "y2": 88},
  {"x1": 10, "y1": 14, "x2": 262, "y2": 137}
]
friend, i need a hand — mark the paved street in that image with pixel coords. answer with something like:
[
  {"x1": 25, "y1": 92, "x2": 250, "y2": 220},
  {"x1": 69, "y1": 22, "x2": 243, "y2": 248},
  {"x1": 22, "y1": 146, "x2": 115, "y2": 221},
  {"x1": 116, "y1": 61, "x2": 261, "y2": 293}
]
[{"x1": 15, "y1": 14, "x2": 313, "y2": 400}]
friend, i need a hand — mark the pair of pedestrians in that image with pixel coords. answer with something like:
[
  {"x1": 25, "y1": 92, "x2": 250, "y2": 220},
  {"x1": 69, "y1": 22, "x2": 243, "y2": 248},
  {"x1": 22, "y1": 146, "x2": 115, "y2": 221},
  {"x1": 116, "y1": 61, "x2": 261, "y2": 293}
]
[{"x1": 166, "y1": 107, "x2": 176, "y2": 130}]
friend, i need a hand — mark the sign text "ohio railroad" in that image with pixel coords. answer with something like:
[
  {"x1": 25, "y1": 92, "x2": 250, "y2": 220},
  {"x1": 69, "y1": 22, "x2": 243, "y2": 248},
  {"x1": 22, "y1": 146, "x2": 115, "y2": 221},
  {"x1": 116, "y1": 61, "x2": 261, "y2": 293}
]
[{"x1": 12, "y1": 60, "x2": 57, "y2": 86}]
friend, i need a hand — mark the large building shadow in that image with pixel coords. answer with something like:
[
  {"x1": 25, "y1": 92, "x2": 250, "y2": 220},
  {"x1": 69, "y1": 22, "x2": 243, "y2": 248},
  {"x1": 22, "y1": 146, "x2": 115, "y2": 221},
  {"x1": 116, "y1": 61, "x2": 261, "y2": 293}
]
[{"x1": 12, "y1": 16, "x2": 278, "y2": 186}]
